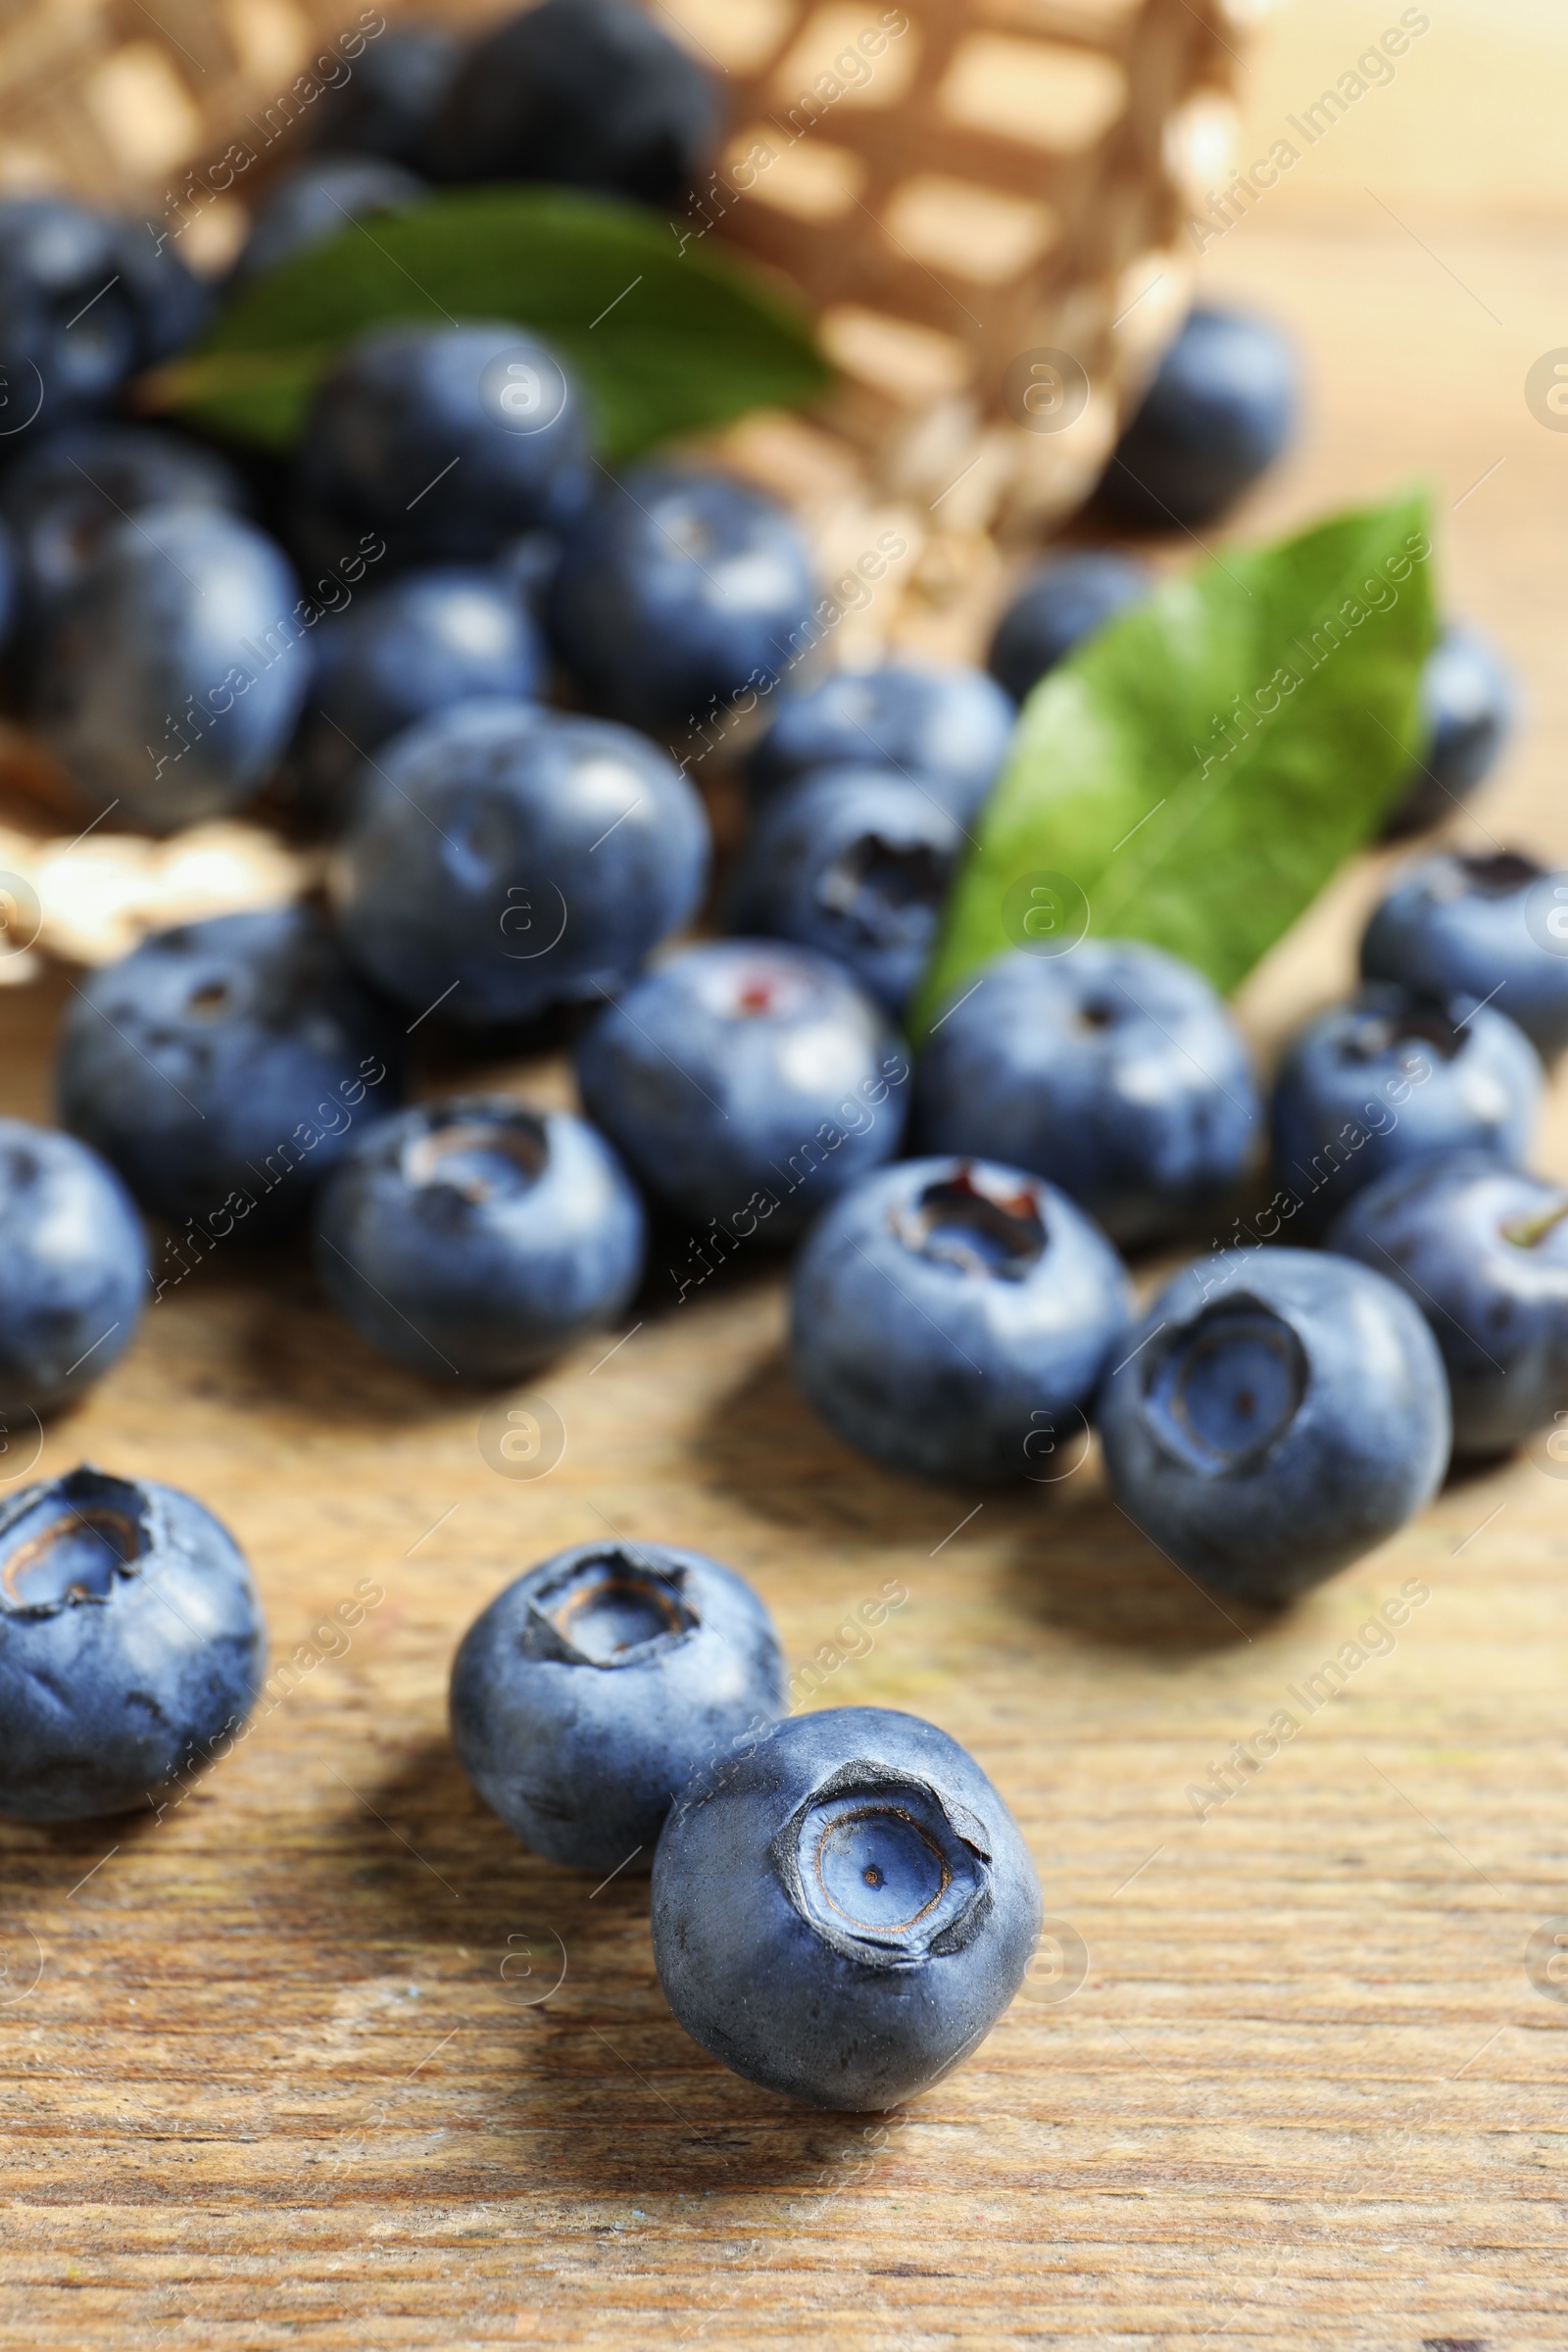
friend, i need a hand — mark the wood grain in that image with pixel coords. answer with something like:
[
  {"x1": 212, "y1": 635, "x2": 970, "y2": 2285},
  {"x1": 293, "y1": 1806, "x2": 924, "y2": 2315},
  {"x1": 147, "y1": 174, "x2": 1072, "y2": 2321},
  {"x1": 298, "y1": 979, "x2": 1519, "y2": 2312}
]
[{"x1": 4, "y1": 93, "x2": 1568, "y2": 2352}]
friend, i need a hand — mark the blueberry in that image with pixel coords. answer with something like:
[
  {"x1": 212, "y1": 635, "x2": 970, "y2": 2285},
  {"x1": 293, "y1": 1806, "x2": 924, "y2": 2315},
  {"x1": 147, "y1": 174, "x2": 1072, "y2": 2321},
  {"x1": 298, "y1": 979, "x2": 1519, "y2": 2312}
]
[
  {"x1": 986, "y1": 550, "x2": 1152, "y2": 705},
  {"x1": 917, "y1": 942, "x2": 1261, "y2": 1247},
  {"x1": 548, "y1": 466, "x2": 816, "y2": 739},
  {"x1": 294, "y1": 323, "x2": 592, "y2": 569},
  {"x1": 1360, "y1": 849, "x2": 1568, "y2": 1062},
  {"x1": 1100, "y1": 1249, "x2": 1449, "y2": 1604},
  {"x1": 0, "y1": 1464, "x2": 266, "y2": 1821},
  {"x1": 1099, "y1": 305, "x2": 1298, "y2": 528},
  {"x1": 652, "y1": 1705, "x2": 1042, "y2": 2110},
  {"x1": 451, "y1": 1540, "x2": 784, "y2": 1873},
  {"x1": 329, "y1": 699, "x2": 709, "y2": 1027},
  {"x1": 315, "y1": 1096, "x2": 645, "y2": 1382},
  {"x1": 298, "y1": 564, "x2": 544, "y2": 820},
  {"x1": 421, "y1": 0, "x2": 720, "y2": 208},
  {"x1": 0, "y1": 195, "x2": 208, "y2": 438},
  {"x1": 0, "y1": 423, "x2": 245, "y2": 628},
  {"x1": 1270, "y1": 983, "x2": 1542, "y2": 1236},
  {"x1": 791, "y1": 1157, "x2": 1131, "y2": 1484},
  {"x1": 57, "y1": 906, "x2": 405, "y2": 1241},
  {"x1": 233, "y1": 156, "x2": 424, "y2": 282},
  {"x1": 745, "y1": 664, "x2": 1014, "y2": 826},
  {"x1": 0, "y1": 514, "x2": 17, "y2": 656},
  {"x1": 0, "y1": 1121, "x2": 145, "y2": 1415},
  {"x1": 574, "y1": 941, "x2": 907, "y2": 1247},
  {"x1": 727, "y1": 768, "x2": 961, "y2": 1016},
  {"x1": 1328, "y1": 1153, "x2": 1568, "y2": 1458},
  {"x1": 34, "y1": 506, "x2": 310, "y2": 831},
  {"x1": 310, "y1": 23, "x2": 462, "y2": 166},
  {"x1": 1386, "y1": 623, "x2": 1516, "y2": 837}
]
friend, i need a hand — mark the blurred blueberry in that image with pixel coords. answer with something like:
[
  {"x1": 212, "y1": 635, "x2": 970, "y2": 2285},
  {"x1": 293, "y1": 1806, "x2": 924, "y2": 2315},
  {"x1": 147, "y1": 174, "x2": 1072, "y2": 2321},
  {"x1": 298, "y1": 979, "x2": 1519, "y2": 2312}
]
[
  {"x1": 1329, "y1": 1152, "x2": 1568, "y2": 1459},
  {"x1": 987, "y1": 550, "x2": 1152, "y2": 705},
  {"x1": 421, "y1": 0, "x2": 720, "y2": 208},
  {"x1": 34, "y1": 506, "x2": 310, "y2": 831},
  {"x1": 1386, "y1": 624, "x2": 1516, "y2": 836},
  {"x1": 745, "y1": 664, "x2": 1014, "y2": 826},
  {"x1": 0, "y1": 514, "x2": 16, "y2": 655},
  {"x1": 310, "y1": 23, "x2": 462, "y2": 166},
  {"x1": 0, "y1": 422, "x2": 245, "y2": 628},
  {"x1": 791, "y1": 1156, "x2": 1131, "y2": 1484},
  {"x1": 727, "y1": 768, "x2": 960, "y2": 1016},
  {"x1": 652, "y1": 1704, "x2": 1042, "y2": 2110},
  {"x1": 0, "y1": 195, "x2": 208, "y2": 440},
  {"x1": 315, "y1": 1096, "x2": 645, "y2": 1383},
  {"x1": 293, "y1": 322, "x2": 592, "y2": 569},
  {"x1": 1101, "y1": 1249, "x2": 1449, "y2": 1605},
  {"x1": 330, "y1": 699, "x2": 709, "y2": 1027},
  {"x1": 548, "y1": 466, "x2": 815, "y2": 739},
  {"x1": 917, "y1": 942, "x2": 1261, "y2": 1247},
  {"x1": 1270, "y1": 983, "x2": 1541, "y2": 1236},
  {"x1": 0, "y1": 1121, "x2": 145, "y2": 1416},
  {"x1": 0, "y1": 1464, "x2": 266, "y2": 1820},
  {"x1": 1099, "y1": 305, "x2": 1298, "y2": 527},
  {"x1": 575, "y1": 940, "x2": 907, "y2": 1246},
  {"x1": 1360, "y1": 848, "x2": 1568, "y2": 1062},
  {"x1": 298, "y1": 564, "x2": 545, "y2": 821},
  {"x1": 233, "y1": 156, "x2": 423, "y2": 283},
  {"x1": 451, "y1": 1539, "x2": 784, "y2": 1872},
  {"x1": 57, "y1": 906, "x2": 406, "y2": 1241}
]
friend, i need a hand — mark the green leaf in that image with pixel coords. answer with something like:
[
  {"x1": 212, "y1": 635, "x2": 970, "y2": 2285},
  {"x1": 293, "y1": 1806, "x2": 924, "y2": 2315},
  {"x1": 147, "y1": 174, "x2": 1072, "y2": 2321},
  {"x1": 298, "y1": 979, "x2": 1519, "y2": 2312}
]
[
  {"x1": 142, "y1": 187, "x2": 830, "y2": 459},
  {"x1": 912, "y1": 489, "x2": 1439, "y2": 1034}
]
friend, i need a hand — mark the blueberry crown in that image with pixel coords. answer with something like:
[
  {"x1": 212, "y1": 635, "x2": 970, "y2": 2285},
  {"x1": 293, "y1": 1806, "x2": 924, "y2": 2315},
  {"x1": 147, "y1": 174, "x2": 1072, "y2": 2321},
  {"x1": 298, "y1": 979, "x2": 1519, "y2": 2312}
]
[
  {"x1": 0, "y1": 1466, "x2": 150, "y2": 1616},
  {"x1": 770, "y1": 1760, "x2": 994, "y2": 1970}
]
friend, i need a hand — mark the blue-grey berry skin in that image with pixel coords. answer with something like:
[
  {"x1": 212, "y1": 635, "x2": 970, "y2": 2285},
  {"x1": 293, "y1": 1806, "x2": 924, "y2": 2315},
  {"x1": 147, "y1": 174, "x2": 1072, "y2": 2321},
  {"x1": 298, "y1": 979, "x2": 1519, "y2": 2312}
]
[
  {"x1": 315, "y1": 1097, "x2": 646, "y2": 1383},
  {"x1": 1386, "y1": 623, "x2": 1515, "y2": 837},
  {"x1": 986, "y1": 550, "x2": 1152, "y2": 705},
  {"x1": 1099, "y1": 304, "x2": 1298, "y2": 527},
  {"x1": 745, "y1": 664, "x2": 1014, "y2": 826},
  {"x1": 0, "y1": 1121, "x2": 145, "y2": 1416},
  {"x1": 421, "y1": 0, "x2": 719, "y2": 207},
  {"x1": 726, "y1": 768, "x2": 961, "y2": 1017},
  {"x1": 791, "y1": 1157, "x2": 1132, "y2": 1484},
  {"x1": 298, "y1": 565, "x2": 544, "y2": 820},
  {"x1": 34, "y1": 507, "x2": 309, "y2": 832},
  {"x1": 1329, "y1": 1153, "x2": 1568, "y2": 1458},
  {"x1": 450, "y1": 1541, "x2": 785, "y2": 1874},
  {"x1": 311, "y1": 24, "x2": 462, "y2": 166},
  {"x1": 1100, "y1": 1249, "x2": 1449, "y2": 1605},
  {"x1": 916, "y1": 942, "x2": 1261, "y2": 1247},
  {"x1": 233, "y1": 156, "x2": 423, "y2": 282},
  {"x1": 575, "y1": 941, "x2": 908, "y2": 1245},
  {"x1": 57, "y1": 906, "x2": 405, "y2": 1240},
  {"x1": 0, "y1": 196, "x2": 208, "y2": 441},
  {"x1": 652, "y1": 1705, "x2": 1043, "y2": 2111},
  {"x1": 548, "y1": 466, "x2": 816, "y2": 738},
  {"x1": 0, "y1": 423, "x2": 245, "y2": 628},
  {"x1": 329, "y1": 699, "x2": 709, "y2": 1027},
  {"x1": 0, "y1": 1464, "x2": 266, "y2": 1821},
  {"x1": 1270, "y1": 984, "x2": 1542, "y2": 1237},
  {"x1": 294, "y1": 322, "x2": 592, "y2": 568},
  {"x1": 1360, "y1": 850, "x2": 1568, "y2": 1062}
]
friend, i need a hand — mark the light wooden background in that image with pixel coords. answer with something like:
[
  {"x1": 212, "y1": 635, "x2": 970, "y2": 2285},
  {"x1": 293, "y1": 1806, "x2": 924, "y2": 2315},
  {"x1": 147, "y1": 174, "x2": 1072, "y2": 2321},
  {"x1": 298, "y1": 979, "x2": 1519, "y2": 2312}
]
[{"x1": 3, "y1": 7, "x2": 1568, "y2": 2348}]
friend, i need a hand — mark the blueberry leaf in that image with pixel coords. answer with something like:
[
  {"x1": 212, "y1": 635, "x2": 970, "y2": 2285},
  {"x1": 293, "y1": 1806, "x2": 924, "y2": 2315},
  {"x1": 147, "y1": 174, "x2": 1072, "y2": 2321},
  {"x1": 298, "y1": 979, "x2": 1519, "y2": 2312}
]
[
  {"x1": 139, "y1": 187, "x2": 829, "y2": 458},
  {"x1": 912, "y1": 488, "x2": 1439, "y2": 1034}
]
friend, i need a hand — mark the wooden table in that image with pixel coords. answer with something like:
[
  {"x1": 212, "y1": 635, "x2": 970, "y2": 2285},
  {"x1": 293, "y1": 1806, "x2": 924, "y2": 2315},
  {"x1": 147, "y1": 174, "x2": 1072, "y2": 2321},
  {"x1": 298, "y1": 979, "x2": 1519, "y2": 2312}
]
[{"x1": 5, "y1": 30, "x2": 1568, "y2": 2352}]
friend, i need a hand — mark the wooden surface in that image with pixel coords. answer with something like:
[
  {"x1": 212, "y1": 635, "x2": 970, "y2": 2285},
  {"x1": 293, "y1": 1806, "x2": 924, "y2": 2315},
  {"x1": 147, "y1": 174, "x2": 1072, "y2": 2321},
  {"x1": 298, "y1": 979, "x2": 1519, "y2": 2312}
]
[{"x1": 7, "y1": 24, "x2": 1568, "y2": 2352}]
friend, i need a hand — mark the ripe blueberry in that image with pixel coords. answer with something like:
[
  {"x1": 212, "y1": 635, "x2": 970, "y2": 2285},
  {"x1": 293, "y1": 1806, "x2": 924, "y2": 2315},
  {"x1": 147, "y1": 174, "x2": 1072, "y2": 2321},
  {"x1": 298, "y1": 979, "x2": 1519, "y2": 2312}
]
[
  {"x1": 1386, "y1": 623, "x2": 1515, "y2": 837},
  {"x1": 450, "y1": 1540, "x2": 784, "y2": 1873},
  {"x1": 1360, "y1": 849, "x2": 1568, "y2": 1062},
  {"x1": 987, "y1": 550, "x2": 1152, "y2": 705},
  {"x1": 653, "y1": 1705, "x2": 1042, "y2": 2110},
  {"x1": 0, "y1": 195, "x2": 207, "y2": 439},
  {"x1": 744, "y1": 663, "x2": 1014, "y2": 826},
  {"x1": 234, "y1": 156, "x2": 423, "y2": 282},
  {"x1": 0, "y1": 1121, "x2": 145, "y2": 1415},
  {"x1": 1100, "y1": 305, "x2": 1298, "y2": 527}
]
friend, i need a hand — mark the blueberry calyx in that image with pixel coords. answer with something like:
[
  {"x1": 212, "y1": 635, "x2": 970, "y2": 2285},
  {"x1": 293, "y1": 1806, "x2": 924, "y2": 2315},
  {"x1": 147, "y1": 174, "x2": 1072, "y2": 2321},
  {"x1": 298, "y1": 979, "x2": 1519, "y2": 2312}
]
[
  {"x1": 895, "y1": 1165, "x2": 1047, "y2": 1282},
  {"x1": 520, "y1": 1547, "x2": 698, "y2": 1669},
  {"x1": 1144, "y1": 1299, "x2": 1309, "y2": 1479},
  {"x1": 1441, "y1": 850, "x2": 1543, "y2": 902},
  {"x1": 770, "y1": 1761, "x2": 994, "y2": 1968},
  {"x1": 400, "y1": 1107, "x2": 549, "y2": 1206},
  {"x1": 0, "y1": 1467, "x2": 149, "y2": 1616},
  {"x1": 813, "y1": 833, "x2": 951, "y2": 948},
  {"x1": 1336, "y1": 1001, "x2": 1462, "y2": 1067}
]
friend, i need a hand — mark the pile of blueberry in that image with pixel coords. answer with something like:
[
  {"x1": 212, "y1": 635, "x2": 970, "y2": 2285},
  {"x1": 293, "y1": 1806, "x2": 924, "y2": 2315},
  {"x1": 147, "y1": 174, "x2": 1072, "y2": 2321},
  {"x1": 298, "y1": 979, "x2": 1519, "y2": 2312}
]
[{"x1": 0, "y1": 0, "x2": 1559, "y2": 2113}]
